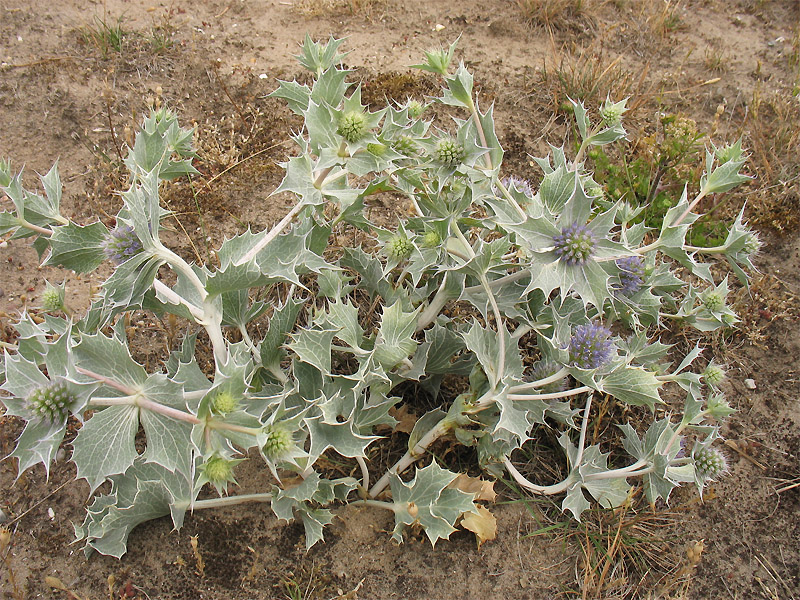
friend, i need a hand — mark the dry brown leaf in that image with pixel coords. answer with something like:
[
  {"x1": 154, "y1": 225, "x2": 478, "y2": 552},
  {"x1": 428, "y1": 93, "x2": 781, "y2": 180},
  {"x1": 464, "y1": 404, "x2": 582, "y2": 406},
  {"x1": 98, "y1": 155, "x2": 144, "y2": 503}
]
[
  {"x1": 461, "y1": 506, "x2": 497, "y2": 548},
  {"x1": 389, "y1": 404, "x2": 418, "y2": 434},
  {"x1": 448, "y1": 473, "x2": 497, "y2": 502}
]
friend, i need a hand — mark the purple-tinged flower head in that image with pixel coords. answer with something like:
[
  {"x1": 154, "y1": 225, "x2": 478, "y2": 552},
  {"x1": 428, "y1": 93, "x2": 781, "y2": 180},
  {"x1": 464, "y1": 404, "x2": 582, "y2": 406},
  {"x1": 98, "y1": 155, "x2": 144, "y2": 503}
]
[
  {"x1": 568, "y1": 323, "x2": 615, "y2": 369},
  {"x1": 675, "y1": 437, "x2": 687, "y2": 459},
  {"x1": 102, "y1": 224, "x2": 143, "y2": 265},
  {"x1": 615, "y1": 255, "x2": 645, "y2": 296},
  {"x1": 526, "y1": 360, "x2": 567, "y2": 393},
  {"x1": 502, "y1": 175, "x2": 533, "y2": 198},
  {"x1": 553, "y1": 223, "x2": 597, "y2": 266}
]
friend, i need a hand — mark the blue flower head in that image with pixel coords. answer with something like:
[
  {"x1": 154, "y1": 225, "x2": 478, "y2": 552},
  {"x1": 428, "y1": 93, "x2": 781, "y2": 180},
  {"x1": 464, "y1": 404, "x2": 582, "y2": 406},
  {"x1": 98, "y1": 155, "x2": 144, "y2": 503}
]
[
  {"x1": 568, "y1": 323, "x2": 615, "y2": 369},
  {"x1": 615, "y1": 255, "x2": 645, "y2": 296},
  {"x1": 103, "y1": 224, "x2": 143, "y2": 265},
  {"x1": 553, "y1": 223, "x2": 596, "y2": 266}
]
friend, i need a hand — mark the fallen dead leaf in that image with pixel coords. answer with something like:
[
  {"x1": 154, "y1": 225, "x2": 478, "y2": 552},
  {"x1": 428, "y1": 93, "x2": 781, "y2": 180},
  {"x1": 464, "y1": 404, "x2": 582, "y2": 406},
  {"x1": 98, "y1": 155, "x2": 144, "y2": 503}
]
[
  {"x1": 448, "y1": 473, "x2": 497, "y2": 502},
  {"x1": 461, "y1": 506, "x2": 497, "y2": 548}
]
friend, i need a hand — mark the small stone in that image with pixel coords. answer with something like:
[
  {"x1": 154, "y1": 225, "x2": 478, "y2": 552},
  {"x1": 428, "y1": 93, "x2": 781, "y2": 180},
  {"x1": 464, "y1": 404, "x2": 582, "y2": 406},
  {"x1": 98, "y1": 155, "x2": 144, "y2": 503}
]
[
  {"x1": 47, "y1": 507, "x2": 55, "y2": 520},
  {"x1": 0, "y1": 508, "x2": 7, "y2": 523},
  {"x1": 744, "y1": 378, "x2": 756, "y2": 390}
]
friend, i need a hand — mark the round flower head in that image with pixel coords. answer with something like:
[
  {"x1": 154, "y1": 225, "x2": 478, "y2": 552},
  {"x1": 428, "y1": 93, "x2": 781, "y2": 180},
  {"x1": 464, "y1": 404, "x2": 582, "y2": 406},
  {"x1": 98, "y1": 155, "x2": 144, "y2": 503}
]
[
  {"x1": 600, "y1": 103, "x2": 624, "y2": 126},
  {"x1": 27, "y1": 381, "x2": 75, "y2": 422},
  {"x1": 41, "y1": 285, "x2": 64, "y2": 312},
  {"x1": 405, "y1": 99, "x2": 425, "y2": 119},
  {"x1": 526, "y1": 360, "x2": 567, "y2": 393},
  {"x1": 701, "y1": 290, "x2": 725, "y2": 312},
  {"x1": 393, "y1": 135, "x2": 418, "y2": 156},
  {"x1": 553, "y1": 223, "x2": 597, "y2": 266},
  {"x1": 211, "y1": 391, "x2": 238, "y2": 415},
  {"x1": 568, "y1": 323, "x2": 615, "y2": 369},
  {"x1": 338, "y1": 111, "x2": 367, "y2": 143},
  {"x1": 434, "y1": 138, "x2": 465, "y2": 166},
  {"x1": 743, "y1": 232, "x2": 760, "y2": 256},
  {"x1": 103, "y1": 224, "x2": 143, "y2": 265},
  {"x1": 421, "y1": 230, "x2": 442, "y2": 248},
  {"x1": 693, "y1": 445, "x2": 727, "y2": 480},
  {"x1": 702, "y1": 363, "x2": 725, "y2": 387},
  {"x1": 386, "y1": 234, "x2": 413, "y2": 260},
  {"x1": 615, "y1": 256, "x2": 645, "y2": 296},
  {"x1": 262, "y1": 423, "x2": 294, "y2": 461}
]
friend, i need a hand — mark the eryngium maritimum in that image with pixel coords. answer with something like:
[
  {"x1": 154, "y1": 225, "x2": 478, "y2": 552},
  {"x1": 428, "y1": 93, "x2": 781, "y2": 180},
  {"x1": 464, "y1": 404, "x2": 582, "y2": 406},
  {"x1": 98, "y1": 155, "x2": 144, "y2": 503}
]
[
  {"x1": 615, "y1": 255, "x2": 645, "y2": 295},
  {"x1": 27, "y1": 381, "x2": 75, "y2": 422},
  {"x1": 527, "y1": 360, "x2": 567, "y2": 393},
  {"x1": 693, "y1": 446, "x2": 727, "y2": 480},
  {"x1": 568, "y1": 323, "x2": 615, "y2": 369},
  {"x1": 103, "y1": 225, "x2": 143, "y2": 265},
  {"x1": 553, "y1": 223, "x2": 597, "y2": 266}
]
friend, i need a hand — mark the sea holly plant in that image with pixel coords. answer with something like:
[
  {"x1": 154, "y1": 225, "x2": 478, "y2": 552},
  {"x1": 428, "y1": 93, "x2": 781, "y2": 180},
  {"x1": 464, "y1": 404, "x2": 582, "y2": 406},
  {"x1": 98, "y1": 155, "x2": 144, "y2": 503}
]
[{"x1": 0, "y1": 37, "x2": 756, "y2": 557}]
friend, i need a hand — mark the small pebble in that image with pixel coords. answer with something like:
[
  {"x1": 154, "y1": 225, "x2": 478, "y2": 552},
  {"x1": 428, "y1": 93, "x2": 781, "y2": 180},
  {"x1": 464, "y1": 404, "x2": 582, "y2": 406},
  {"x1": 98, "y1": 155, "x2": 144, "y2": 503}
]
[
  {"x1": 56, "y1": 448, "x2": 66, "y2": 462},
  {"x1": 0, "y1": 508, "x2": 7, "y2": 523},
  {"x1": 47, "y1": 507, "x2": 55, "y2": 520},
  {"x1": 744, "y1": 378, "x2": 757, "y2": 390}
]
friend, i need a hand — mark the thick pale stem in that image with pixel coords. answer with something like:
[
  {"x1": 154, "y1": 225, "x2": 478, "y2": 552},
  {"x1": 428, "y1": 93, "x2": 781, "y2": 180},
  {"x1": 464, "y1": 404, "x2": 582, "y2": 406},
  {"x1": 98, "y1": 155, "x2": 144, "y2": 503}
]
[
  {"x1": 507, "y1": 386, "x2": 592, "y2": 401},
  {"x1": 181, "y1": 493, "x2": 273, "y2": 511},
  {"x1": 355, "y1": 499, "x2": 397, "y2": 512},
  {"x1": 153, "y1": 279, "x2": 204, "y2": 321},
  {"x1": 508, "y1": 367, "x2": 569, "y2": 393},
  {"x1": 368, "y1": 420, "x2": 449, "y2": 498},
  {"x1": 356, "y1": 455, "x2": 370, "y2": 492},
  {"x1": 207, "y1": 420, "x2": 261, "y2": 436},
  {"x1": 480, "y1": 273, "x2": 505, "y2": 388},
  {"x1": 76, "y1": 367, "x2": 135, "y2": 395},
  {"x1": 235, "y1": 201, "x2": 307, "y2": 266},
  {"x1": 19, "y1": 219, "x2": 53, "y2": 237},
  {"x1": 88, "y1": 392, "x2": 201, "y2": 425},
  {"x1": 574, "y1": 392, "x2": 594, "y2": 468},
  {"x1": 415, "y1": 273, "x2": 452, "y2": 332}
]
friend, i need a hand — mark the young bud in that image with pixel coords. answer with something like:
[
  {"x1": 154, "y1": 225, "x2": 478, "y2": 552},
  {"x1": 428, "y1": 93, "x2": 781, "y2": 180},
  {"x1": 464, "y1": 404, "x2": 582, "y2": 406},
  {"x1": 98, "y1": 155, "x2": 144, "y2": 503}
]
[
  {"x1": 393, "y1": 135, "x2": 418, "y2": 156},
  {"x1": 338, "y1": 111, "x2": 367, "y2": 143},
  {"x1": 27, "y1": 381, "x2": 75, "y2": 422},
  {"x1": 526, "y1": 360, "x2": 567, "y2": 393},
  {"x1": 386, "y1": 234, "x2": 413, "y2": 260},
  {"x1": 702, "y1": 363, "x2": 725, "y2": 387},
  {"x1": 41, "y1": 282, "x2": 65, "y2": 312},
  {"x1": 406, "y1": 99, "x2": 425, "y2": 119},
  {"x1": 262, "y1": 423, "x2": 294, "y2": 460},
  {"x1": 367, "y1": 142, "x2": 387, "y2": 156},
  {"x1": 701, "y1": 290, "x2": 725, "y2": 312},
  {"x1": 434, "y1": 138, "x2": 465, "y2": 166},
  {"x1": 203, "y1": 456, "x2": 234, "y2": 483},
  {"x1": 421, "y1": 230, "x2": 442, "y2": 248},
  {"x1": 743, "y1": 232, "x2": 761, "y2": 256},
  {"x1": 211, "y1": 391, "x2": 238, "y2": 415},
  {"x1": 706, "y1": 392, "x2": 734, "y2": 419}
]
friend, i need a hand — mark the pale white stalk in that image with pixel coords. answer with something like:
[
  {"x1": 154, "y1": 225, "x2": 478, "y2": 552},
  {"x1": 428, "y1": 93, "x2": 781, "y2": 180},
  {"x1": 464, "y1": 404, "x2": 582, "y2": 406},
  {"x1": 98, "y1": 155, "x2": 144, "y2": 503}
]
[
  {"x1": 508, "y1": 367, "x2": 568, "y2": 393},
  {"x1": 507, "y1": 385, "x2": 591, "y2": 401}
]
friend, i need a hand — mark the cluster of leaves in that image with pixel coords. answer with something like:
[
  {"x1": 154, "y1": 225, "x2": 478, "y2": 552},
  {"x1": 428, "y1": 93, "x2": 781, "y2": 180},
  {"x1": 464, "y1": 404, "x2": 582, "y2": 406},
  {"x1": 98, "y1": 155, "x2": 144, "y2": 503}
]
[{"x1": 0, "y1": 36, "x2": 755, "y2": 557}]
